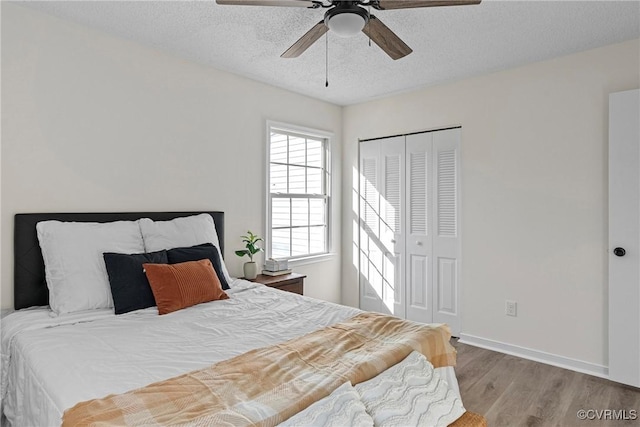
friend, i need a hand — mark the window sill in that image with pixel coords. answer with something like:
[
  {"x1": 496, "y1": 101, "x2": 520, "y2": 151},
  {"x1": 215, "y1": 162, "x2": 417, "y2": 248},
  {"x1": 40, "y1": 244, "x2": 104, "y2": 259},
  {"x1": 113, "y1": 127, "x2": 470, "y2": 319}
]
[{"x1": 285, "y1": 253, "x2": 336, "y2": 267}]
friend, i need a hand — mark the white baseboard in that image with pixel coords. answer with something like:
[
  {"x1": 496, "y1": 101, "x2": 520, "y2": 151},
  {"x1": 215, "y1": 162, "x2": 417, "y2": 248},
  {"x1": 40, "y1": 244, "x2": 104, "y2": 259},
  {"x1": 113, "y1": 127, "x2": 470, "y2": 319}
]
[{"x1": 458, "y1": 333, "x2": 609, "y2": 379}]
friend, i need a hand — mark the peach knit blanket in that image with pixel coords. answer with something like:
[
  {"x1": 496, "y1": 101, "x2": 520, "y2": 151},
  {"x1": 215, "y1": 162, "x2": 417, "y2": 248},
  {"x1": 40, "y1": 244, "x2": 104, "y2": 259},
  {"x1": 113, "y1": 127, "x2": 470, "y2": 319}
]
[{"x1": 63, "y1": 311, "x2": 456, "y2": 427}]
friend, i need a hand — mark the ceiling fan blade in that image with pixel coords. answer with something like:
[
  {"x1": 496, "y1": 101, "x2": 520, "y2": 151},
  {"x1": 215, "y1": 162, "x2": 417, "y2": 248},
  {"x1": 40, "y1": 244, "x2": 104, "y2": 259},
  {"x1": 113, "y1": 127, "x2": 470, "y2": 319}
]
[
  {"x1": 362, "y1": 16, "x2": 412, "y2": 60},
  {"x1": 281, "y1": 21, "x2": 328, "y2": 58},
  {"x1": 375, "y1": 0, "x2": 481, "y2": 10},
  {"x1": 216, "y1": 0, "x2": 313, "y2": 7}
]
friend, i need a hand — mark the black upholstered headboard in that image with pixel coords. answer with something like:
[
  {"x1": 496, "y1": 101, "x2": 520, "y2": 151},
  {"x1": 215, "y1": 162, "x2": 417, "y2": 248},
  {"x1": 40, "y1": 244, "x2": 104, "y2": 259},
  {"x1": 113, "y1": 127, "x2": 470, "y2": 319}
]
[{"x1": 14, "y1": 211, "x2": 224, "y2": 310}]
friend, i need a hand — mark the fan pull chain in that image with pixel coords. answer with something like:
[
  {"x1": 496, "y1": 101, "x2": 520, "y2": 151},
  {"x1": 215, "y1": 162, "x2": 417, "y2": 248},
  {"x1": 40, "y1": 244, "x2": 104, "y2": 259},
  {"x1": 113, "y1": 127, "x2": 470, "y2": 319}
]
[
  {"x1": 325, "y1": 31, "x2": 329, "y2": 88},
  {"x1": 368, "y1": 6, "x2": 371, "y2": 47}
]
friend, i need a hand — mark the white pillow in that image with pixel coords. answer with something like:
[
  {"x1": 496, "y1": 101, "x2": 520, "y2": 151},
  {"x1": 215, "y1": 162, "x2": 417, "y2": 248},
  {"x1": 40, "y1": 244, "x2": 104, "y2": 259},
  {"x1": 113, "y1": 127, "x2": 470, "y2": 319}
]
[
  {"x1": 36, "y1": 220, "x2": 145, "y2": 316},
  {"x1": 139, "y1": 214, "x2": 231, "y2": 282}
]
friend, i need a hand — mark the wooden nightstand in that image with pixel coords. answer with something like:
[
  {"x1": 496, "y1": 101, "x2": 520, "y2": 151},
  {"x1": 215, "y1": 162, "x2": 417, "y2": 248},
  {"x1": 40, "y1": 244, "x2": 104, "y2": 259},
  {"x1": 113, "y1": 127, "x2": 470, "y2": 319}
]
[{"x1": 250, "y1": 273, "x2": 306, "y2": 295}]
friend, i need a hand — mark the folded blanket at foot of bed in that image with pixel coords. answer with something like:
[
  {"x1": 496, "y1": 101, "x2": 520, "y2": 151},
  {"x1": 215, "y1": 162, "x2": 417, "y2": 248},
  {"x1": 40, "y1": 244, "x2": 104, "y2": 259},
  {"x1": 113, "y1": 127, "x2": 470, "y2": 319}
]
[
  {"x1": 281, "y1": 350, "x2": 486, "y2": 427},
  {"x1": 63, "y1": 312, "x2": 466, "y2": 427}
]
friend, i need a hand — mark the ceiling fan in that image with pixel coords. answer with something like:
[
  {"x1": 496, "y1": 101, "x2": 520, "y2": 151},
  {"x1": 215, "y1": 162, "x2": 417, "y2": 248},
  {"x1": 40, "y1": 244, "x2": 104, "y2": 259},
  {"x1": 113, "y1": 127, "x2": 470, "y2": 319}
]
[{"x1": 216, "y1": 1, "x2": 481, "y2": 60}]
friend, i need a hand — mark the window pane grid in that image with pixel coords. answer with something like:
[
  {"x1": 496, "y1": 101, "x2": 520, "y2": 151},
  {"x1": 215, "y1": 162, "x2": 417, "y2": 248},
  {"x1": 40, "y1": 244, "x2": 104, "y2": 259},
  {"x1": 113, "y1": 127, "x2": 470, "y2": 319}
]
[
  {"x1": 271, "y1": 194, "x2": 327, "y2": 199},
  {"x1": 269, "y1": 128, "x2": 329, "y2": 260},
  {"x1": 272, "y1": 225, "x2": 326, "y2": 230},
  {"x1": 270, "y1": 161, "x2": 324, "y2": 170}
]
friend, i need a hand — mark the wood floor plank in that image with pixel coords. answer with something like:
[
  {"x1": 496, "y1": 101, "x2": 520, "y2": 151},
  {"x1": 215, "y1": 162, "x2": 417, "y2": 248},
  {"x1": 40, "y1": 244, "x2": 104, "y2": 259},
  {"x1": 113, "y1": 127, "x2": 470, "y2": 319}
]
[
  {"x1": 454, "y1": 345, "x2": 507, "y2": 395},
  {"x1": 520, "y1": 365, "x2": 579, "y2": 426},
  {"x1": 601, "y1": 381, "x2": 640, "y2": 426},
  {"x1": 559, "y1": 374, "x2": 614, "y2": 426},
  {"x1": 451, "y1": 338, "x2": 480, "y2": 371},
  {"x1": 461, "y1": 353, "x2": 523, "y2": 415},
  {"x1": 483, "y1": 354, "x2": 551, "y2": 426},
  {"x1": 453, "y1": 340, "x2": 640, "y2": 427}
]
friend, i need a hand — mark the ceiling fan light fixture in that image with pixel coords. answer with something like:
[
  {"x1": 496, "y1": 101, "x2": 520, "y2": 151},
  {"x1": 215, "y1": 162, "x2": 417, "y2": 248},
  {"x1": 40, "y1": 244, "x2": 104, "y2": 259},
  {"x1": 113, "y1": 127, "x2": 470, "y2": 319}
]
[
  {"x1": 327, "y1": 13, "x2": 366, "y2": 37},
  {"x1": 324, "y1": 5, "x2": 369, "y2": 38}
]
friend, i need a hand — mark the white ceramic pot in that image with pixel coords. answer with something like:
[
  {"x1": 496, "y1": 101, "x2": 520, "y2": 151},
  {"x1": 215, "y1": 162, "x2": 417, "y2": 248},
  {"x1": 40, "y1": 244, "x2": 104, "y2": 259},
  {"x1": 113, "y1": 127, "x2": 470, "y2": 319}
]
[{"x1": 243, "y1": 261, "x2": 258, "y2": 280}]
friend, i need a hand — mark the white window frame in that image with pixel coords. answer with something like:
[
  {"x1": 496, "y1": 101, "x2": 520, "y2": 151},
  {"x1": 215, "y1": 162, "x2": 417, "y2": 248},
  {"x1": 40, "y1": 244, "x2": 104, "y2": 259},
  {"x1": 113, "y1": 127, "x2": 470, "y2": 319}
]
[{"x1": 265, "y1": 121, "x2": 334, "y2": 266}]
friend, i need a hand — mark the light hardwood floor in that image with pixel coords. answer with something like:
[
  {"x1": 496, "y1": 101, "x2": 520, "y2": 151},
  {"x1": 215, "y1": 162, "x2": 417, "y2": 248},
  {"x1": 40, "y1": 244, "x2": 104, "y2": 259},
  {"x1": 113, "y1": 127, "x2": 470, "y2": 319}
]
[{"x1": 452, "y1": 340, "x2": 640, "y2": 427}]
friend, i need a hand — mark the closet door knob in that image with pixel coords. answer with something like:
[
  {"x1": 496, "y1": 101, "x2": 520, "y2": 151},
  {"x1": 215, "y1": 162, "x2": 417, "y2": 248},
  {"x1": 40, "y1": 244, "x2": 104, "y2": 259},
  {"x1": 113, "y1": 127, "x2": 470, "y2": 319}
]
[
  {"x1": 391, "y1": 239, "x2": 396, "y2": 244},
  {"x1": 614, "y1": 247, "x2": 626, "y2": 257},
  {"x1": 416, "y1": 241, "x2": 423, "y2": 246}
]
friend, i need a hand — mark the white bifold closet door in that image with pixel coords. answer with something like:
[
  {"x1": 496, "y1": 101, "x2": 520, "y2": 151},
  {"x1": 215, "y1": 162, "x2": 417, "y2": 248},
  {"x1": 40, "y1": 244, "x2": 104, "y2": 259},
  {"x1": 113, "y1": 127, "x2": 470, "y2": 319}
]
[
  {"x1": 359, "y1": 136, "x2": 406, "y2": 317},
  {"x1": 405, "y1": 132, "x2": 433, "y2": 325},
  {"x1": 431, "y1": 130, "x2": 461, "y2": 334},
  {"x1": 359, "y1": 128, "x2": 461, "y2": 335}
]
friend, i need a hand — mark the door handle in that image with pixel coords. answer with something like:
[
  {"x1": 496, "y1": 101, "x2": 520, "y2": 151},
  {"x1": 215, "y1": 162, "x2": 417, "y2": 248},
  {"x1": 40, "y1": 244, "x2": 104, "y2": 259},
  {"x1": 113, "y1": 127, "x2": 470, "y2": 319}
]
[
  {"x1": 614, "y1": 247, "x2": 626, "y2": 257},
  {"x1": 391, "y1": 239, "x2": 396, "y2": 244},
  {"x1": 416, "y1": 241, "x2": 423, "y2": 246}
]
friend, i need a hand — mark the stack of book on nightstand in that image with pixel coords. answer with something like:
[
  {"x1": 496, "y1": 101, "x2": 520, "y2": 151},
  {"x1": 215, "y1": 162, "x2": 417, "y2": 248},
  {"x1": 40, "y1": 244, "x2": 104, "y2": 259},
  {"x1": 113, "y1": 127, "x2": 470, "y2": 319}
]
[{"x1": 262, "y1": 258, "x2": 292, "y2": 276}]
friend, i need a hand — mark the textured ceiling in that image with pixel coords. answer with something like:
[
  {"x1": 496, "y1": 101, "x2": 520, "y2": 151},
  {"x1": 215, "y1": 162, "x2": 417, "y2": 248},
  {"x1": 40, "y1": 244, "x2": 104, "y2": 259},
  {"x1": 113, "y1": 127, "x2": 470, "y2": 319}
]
[{"x1": 17, "y1": 0, "x2": 640, "y2": 105}]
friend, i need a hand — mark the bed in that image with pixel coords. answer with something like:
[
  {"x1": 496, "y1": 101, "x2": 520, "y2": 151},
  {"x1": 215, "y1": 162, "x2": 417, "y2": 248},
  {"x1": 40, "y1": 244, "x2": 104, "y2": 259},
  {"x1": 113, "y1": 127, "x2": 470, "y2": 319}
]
[{"x1": 2, "y1": 211, "x2": 485, "y2": 427}]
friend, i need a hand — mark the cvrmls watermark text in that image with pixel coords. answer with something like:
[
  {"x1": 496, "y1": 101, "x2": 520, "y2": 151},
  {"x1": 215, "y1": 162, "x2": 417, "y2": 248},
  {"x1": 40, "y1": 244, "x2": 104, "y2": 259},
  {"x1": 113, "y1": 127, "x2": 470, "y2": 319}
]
[{"x1": 576, "y1": 409, "x2": 637, "y2": 421}]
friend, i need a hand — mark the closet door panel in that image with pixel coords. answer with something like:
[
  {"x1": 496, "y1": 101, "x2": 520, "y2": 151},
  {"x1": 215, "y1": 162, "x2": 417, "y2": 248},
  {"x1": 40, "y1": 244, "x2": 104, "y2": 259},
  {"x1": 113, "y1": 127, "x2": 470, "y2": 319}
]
[
  {"x1": 432, "y1": 128, "x2": 461, "y2": 335},
  {"x1": 408, "y1": 254, "x2": 429, "y2": 308},
  {"x1": 437, "y1": 257, "x2": 457, "y2": 314},
  {"x1": 359, "y1": 140, "x2": 384, "y2": 313},
  {"x1": 405, "y1": 132, "x2": 434, "y2": 324},
  {"x1": 381, "y1": 138, "x2": 406, "y2": 318}
]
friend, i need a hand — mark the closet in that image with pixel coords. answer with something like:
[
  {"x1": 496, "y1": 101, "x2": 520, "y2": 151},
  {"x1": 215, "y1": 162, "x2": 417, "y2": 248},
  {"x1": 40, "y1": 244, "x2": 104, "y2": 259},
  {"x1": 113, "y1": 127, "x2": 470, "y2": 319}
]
[{"x1": 358, "y1": 127, "x2": 461, "y2": 335}]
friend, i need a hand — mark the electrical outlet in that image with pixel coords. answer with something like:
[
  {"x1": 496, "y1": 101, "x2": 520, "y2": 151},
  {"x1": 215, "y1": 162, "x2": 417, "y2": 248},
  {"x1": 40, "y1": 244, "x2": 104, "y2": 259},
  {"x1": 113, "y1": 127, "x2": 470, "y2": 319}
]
[{"x1": 506, "y1": 300, "x2": 517, "y2": 317}]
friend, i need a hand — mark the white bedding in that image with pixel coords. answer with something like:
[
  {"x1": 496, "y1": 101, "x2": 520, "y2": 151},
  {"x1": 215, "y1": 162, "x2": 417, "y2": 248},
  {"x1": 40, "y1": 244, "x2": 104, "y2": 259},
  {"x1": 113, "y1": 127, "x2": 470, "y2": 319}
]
[
  {"x1": 287, "y1": 352, "x2": 465, "y2": 427},
  {"x1": 1, "y1": 279, "x2": 460, "y2": 427},
  {"x1": 355, "y1": 351, "x2": 465, "y2": 426}
]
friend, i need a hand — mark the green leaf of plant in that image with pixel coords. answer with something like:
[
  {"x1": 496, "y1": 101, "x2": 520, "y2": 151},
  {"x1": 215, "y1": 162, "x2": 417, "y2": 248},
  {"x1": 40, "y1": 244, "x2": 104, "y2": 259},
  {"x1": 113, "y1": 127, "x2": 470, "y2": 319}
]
[{"x1": 239, "y1": 231, "x2": 262, "y2": 257}]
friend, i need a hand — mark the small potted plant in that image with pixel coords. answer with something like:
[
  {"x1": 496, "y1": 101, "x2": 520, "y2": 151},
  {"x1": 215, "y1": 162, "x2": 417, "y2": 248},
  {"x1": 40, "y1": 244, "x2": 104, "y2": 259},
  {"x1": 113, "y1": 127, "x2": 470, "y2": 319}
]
[{"x1": 235, "y1": 231, "x2": 263, "y2": 280}]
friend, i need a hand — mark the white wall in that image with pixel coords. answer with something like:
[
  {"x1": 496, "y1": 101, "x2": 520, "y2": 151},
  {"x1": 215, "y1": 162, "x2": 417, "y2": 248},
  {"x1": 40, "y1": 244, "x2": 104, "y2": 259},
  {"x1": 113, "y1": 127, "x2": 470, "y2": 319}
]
[
  {"x1": 3, "y1": 1, "x2": 640, "y2": 375},
  {"x1": 342, "y1": 39, "x2": 640, "y2": 370},
  {"x1": 0, "y1": 4, "x2": 343, "y2": 308}
]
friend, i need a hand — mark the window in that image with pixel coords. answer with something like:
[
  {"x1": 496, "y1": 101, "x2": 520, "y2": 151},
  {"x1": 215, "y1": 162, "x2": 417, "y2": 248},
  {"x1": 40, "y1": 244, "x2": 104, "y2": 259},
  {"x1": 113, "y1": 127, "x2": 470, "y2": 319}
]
[{"x1": 267, "y1": 123, "x2": 331, "y2": 261}]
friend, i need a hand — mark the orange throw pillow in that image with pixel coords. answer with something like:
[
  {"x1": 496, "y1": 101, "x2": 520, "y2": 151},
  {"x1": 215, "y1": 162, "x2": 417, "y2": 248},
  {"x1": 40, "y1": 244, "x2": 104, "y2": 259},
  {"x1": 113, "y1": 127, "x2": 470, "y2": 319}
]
[{"x1": 143, "y1": 259, "x2": 229, "y2": 315}]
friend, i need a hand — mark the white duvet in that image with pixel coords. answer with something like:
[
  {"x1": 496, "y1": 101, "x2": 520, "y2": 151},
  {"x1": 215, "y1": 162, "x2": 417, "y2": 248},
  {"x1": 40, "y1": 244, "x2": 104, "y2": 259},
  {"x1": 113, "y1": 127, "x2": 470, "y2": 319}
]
[{"x1": 1, "y1": 280, "x2": 460, "y2": 427}]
